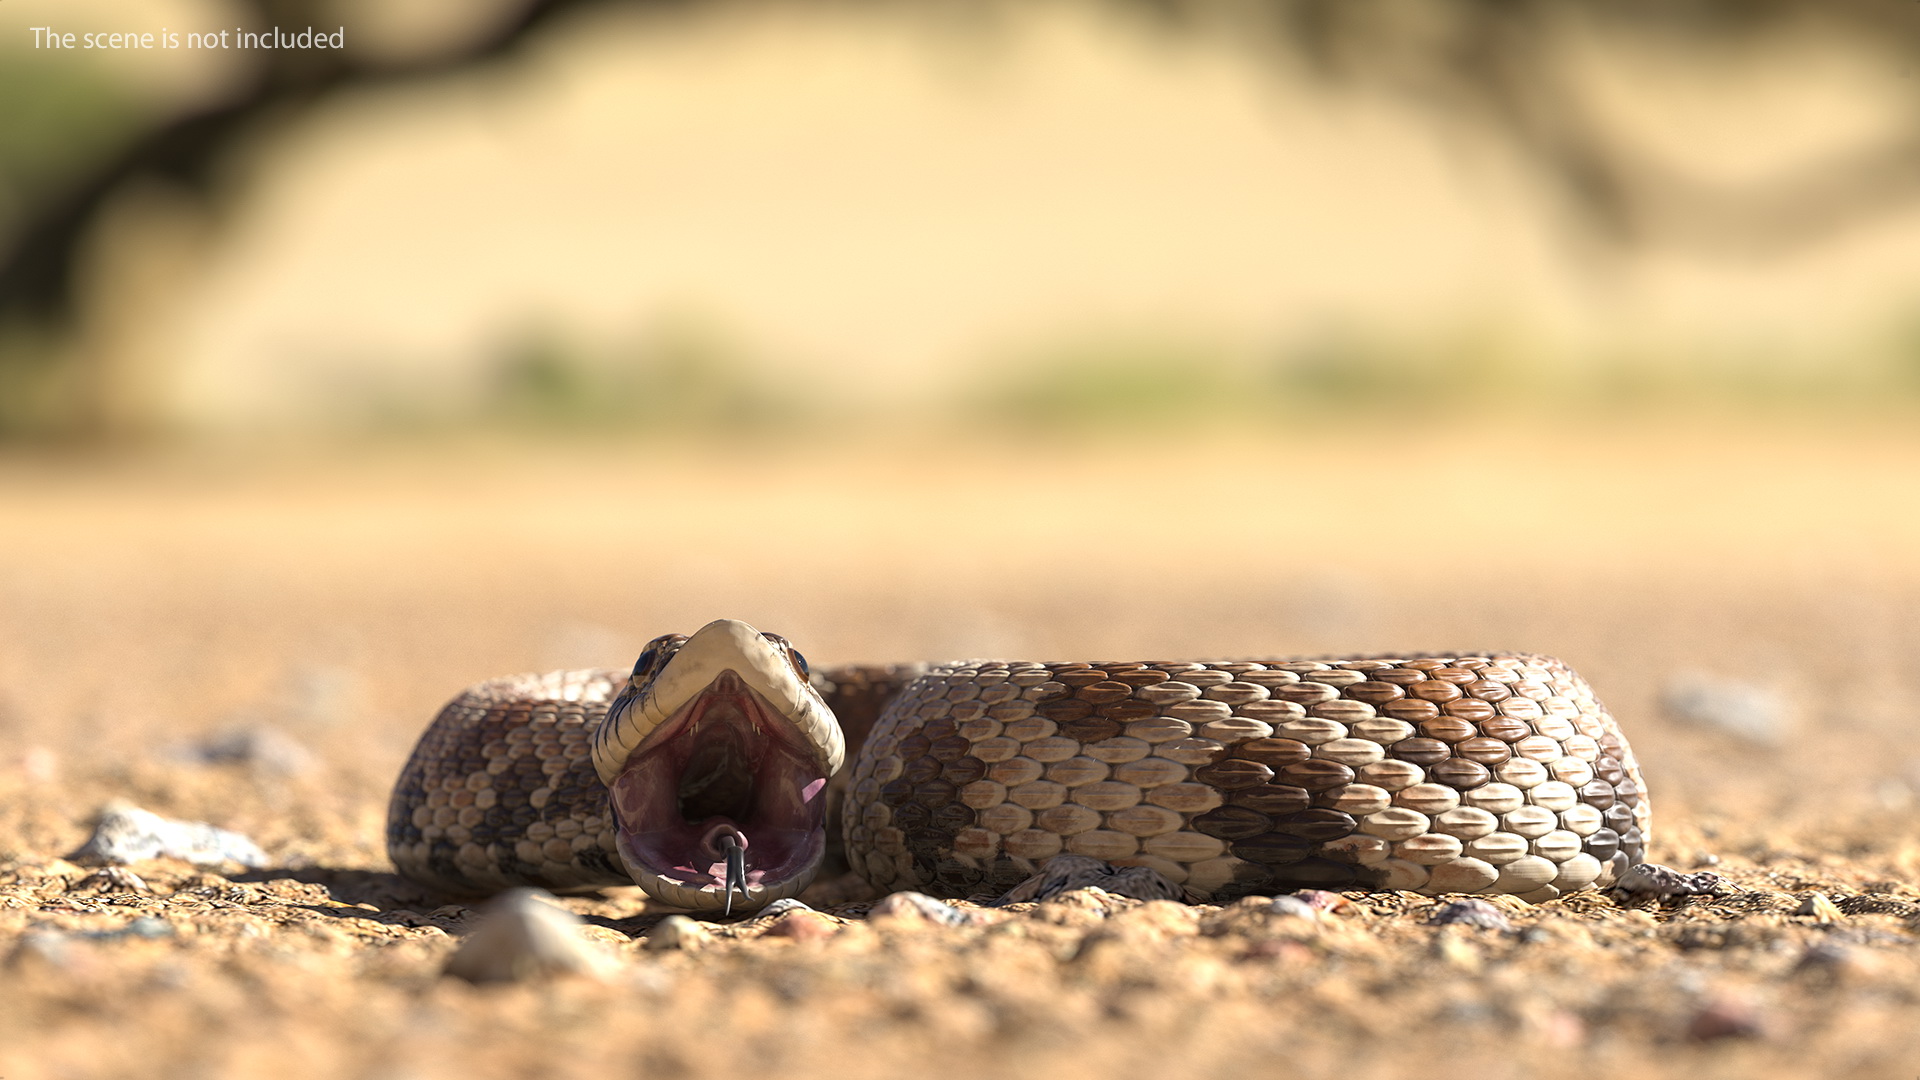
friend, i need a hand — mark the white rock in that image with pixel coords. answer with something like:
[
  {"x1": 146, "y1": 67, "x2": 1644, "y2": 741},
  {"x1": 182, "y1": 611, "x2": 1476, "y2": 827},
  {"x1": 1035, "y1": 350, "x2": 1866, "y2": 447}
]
[
  {"x1": 70, "y1": 801, "x2": 268, "y2": 868},
  {"x1": 644, "y1": 915, "x2": 712, "y2": 951},
  {"x1": 1661, "y1": 673, "x2": 1790, "y2": 745},
  {"x1": 443, "y1": 889, "x2": 619, "y2": 983}
]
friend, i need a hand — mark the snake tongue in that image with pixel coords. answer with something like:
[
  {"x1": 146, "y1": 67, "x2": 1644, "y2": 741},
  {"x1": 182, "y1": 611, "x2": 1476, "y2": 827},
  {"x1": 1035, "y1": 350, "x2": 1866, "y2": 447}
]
[{"x1": 718, "y1": 833, "x2": 747, "y2": 917}]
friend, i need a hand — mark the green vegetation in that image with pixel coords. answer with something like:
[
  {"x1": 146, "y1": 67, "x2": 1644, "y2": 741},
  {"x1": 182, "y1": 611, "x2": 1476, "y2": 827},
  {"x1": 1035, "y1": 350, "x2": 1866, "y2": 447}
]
[
  {"x1": 481, "y1": 319, "x2": 815, "y2": 434},
  {"x1": 959, "y1": 322, "x2": 1920, "y2": 434},
  {"x1": 0, "y1": 50, "x2": 144, "y2": 234},
  {"x1": 0, "y1": 50, "x2": 147, "y2": 440}
]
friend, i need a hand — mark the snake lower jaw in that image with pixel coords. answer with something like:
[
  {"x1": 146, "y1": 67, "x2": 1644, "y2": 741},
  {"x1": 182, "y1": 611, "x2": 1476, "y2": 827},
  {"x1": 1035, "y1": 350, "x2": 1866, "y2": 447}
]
[
  {"x1": 623, "y1": 852, "x2": 822, "y2": 914},
  {"x1": 614, "y1": 814, "x2": 825, "y2": 907}
]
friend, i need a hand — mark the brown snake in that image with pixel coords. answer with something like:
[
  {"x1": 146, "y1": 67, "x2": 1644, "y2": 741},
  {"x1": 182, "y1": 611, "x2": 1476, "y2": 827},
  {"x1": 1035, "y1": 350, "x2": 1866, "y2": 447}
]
[{"x1": 388, "y1": 619, "x2": 1650, "y2": 914}]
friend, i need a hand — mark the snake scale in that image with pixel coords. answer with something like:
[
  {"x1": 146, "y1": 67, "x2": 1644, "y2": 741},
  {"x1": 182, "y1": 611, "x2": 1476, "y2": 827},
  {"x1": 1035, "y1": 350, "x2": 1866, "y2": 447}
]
[{"x1": 388, "y1": 619, "x2": 1650, "y2": 913}]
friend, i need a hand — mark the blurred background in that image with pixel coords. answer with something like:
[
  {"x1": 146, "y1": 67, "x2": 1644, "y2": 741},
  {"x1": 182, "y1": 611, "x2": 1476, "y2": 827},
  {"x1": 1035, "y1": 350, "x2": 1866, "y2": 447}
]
[{"x1": 4, "y1": 0, "x2": 1920, "y2": 872}]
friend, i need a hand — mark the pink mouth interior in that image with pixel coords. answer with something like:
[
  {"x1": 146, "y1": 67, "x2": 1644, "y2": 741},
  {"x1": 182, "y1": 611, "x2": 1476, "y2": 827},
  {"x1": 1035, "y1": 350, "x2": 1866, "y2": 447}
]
[{"x1": 609, "y1": 671, "x2": 828, "y2": 895}]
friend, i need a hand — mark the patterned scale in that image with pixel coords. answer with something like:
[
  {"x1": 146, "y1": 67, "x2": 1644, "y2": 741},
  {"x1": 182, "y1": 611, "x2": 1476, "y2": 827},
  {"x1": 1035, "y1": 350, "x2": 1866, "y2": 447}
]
[
  {"x1": 387, "y1": 668, "x2": 629, "y2": 895},
  {"x1": 841, "y1": 653, "x2": 1648, "y2": 903},
  {"x1": 388, "y1": 651, "x2": 1648, "y2": 904}
]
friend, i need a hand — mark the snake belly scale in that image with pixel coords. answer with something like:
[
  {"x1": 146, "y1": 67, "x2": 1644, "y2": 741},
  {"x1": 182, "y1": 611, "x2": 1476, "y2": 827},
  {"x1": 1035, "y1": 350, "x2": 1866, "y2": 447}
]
[{"x1": 388, "y1": 620, "x2": 1650, "y2": 912}]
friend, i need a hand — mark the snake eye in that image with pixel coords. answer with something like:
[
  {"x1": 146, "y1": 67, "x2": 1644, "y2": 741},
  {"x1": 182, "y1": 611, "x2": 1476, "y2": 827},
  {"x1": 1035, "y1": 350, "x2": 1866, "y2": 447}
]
[
  {"x1": 629, "y1": 648, "x2": 657, "y2": 681},
  {"x1": 788, "y1": 648, "x2": 809, "y2": 678}
]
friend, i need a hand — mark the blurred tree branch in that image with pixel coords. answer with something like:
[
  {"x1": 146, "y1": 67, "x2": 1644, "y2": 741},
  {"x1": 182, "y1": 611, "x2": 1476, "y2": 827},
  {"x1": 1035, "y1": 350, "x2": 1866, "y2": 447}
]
[
  {"x1": 0, "y1": 0, "x2": 675, "y2": 326},
  {"x1": 4, "y1": 0, "x2": 1920, "y2": 325},
  {"x1": 1248, "y1": 0, "x2": 1920, "y2": 254}
]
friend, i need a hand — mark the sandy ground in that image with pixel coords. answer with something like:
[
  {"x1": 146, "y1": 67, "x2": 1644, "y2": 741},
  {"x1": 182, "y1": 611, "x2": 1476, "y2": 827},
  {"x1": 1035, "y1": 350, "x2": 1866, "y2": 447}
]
[{"x1": 4, "y1": 419, "x2": 1920, "y2": 1080}]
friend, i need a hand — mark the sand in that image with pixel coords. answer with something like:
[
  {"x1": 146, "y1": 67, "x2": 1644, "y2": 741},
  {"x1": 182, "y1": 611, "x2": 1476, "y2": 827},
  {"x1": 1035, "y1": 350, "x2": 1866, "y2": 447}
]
[{"x1": 4, "y1": 421, "x2": 1920, "y2": 1080}]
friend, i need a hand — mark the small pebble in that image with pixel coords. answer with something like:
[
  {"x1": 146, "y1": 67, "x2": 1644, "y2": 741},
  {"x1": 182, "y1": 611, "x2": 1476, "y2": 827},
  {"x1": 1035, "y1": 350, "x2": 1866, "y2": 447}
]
[
  {"x1": 1794, "y1": 892, "x2": 1842, "y2": 923},
  {"x1": 60, "y1": 918, "x2": 173, "y2": 943},
  {"x1": 1530, "y1": 1008, "x2": 1586, "y2": 1048},
  {"x1": 1614, "y1": 863, "x2": 1726, "y2": 899},
  {"x1": 1687, "y1": 996, "x2": 1767, "y2": 1041},
  {"x1": 442, "y1": 889, "x2": 617, "y2": 983},
  {"x1": 1289, "y1": 890, "x2": 1354, "y2": 914},
  {"x1": 757, "y1": 898, "x2": 813, "y2": 918},
  {"x1": 1431, "y1": 932, "x2": 1481, "y2": 971},
  {"x1": 645, "y1": 915, "x2": 711, "y2": 951},
  {"x1": 1428, "y1": 899, "x2": 1512, "y2": 931},
  {"x1": 1025, "y1": 887, "x2": 1132, "y2": 928},
  {"x1": 177, "y1": 725, "x2": 316, "y2": 776},
  {"x1": 1661, "y1": 673, "x2": 1790, "y2": 745},
  {"x1": 763, "y1": 911, "x2": 839, "y2": 942},
  {"x1": 72, "y1": 867, "x2": 149, "y2": 895},
  {"x1": 117, "y1": 916, "x2": 174, "y2": 940},
  {"x1": 70, "y1": 801, "x2": 268, "y2": 869},
  {"x1": 869, "y1": 891, "x2": 990, "y2": 927},
  {"x1": 1268, "y1": 896, "x2": 1321, "y2": 921},
  {"x1": 1795, "y1": 941, "x2": 1858, "y2": 976},
  {"x1": 8, "y1": 930, "x2": 72, "y2": 972}
]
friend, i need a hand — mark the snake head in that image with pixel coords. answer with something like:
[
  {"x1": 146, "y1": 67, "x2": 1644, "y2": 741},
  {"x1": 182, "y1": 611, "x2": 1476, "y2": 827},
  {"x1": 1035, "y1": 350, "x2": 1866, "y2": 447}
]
[{"x1": 591, "y1": 619, "x2": 842, "y2": 914}]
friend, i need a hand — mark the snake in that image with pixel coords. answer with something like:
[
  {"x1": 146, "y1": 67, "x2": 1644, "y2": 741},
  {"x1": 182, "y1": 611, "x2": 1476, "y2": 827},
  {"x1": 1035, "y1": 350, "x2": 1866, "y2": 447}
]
[{"x1": 387, "y1": 619, "x2": 1650, "y2": 914}]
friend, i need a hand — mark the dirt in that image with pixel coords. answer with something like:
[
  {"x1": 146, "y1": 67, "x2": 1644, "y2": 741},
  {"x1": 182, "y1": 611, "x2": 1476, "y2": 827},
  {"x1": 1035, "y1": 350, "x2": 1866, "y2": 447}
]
[{"x1": 4, "y1": 423, "x2": 1920, "y2": 1080}]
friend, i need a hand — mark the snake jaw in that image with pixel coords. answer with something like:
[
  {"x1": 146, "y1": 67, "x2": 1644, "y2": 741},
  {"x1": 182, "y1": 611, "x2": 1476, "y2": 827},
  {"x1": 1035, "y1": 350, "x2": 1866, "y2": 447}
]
[
  {"x1": 592, "y1": 619, "x2": 842, "y2": 784},
  {"x1": 595, "y1": 619, "x2": 841, "y2": 914}
]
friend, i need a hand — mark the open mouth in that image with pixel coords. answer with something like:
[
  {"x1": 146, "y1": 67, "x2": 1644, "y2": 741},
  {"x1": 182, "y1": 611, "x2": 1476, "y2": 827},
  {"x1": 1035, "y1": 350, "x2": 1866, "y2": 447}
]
[
  {"x1": 590, "y1": 620, "x2": 842, "y2": 914},
  {"x1": 609, "y1": 671, "x2": 829, "y2": 909}
]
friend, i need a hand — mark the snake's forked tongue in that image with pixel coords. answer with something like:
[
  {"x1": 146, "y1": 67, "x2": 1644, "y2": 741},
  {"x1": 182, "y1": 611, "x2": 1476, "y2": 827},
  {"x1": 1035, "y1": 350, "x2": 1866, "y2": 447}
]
[{"x1": 718, "y1": 832, "x2": 748, "y2": 917}]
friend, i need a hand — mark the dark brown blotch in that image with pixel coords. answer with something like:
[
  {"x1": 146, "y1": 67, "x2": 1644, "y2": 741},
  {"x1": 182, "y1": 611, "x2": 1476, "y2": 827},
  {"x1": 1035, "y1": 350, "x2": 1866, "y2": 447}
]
[
  {"x1": 929, "y1": 735, "x2": 972, "y2": 762},
  {"x1": 1344, "y1": 680, "x2": 1407, "y2": 705},
  {"x1": 912, "y1": 778, "x2": 958, "y2": 808},
  {"x1": 1235, "y1": 738, "x2": 1312, "y2": 769},
  {"x1": 1455, "y1": 737, "x2": 1512, "y2": 764},
  {"x1": 1382, "y1": 699, "x2": 1440, "y2": 723},
  {"x1": 1229, "y1": 784, "x2": 1314, "y2": 815},
  {"x1": 1037, "y1": 699, "x2": 1095, "y2": 723},
  {"x1": 1230, "y1": 832, "x2": 1315, "y2": 865},
  {"x1": 933, "y1": 857, "x2": 986, "y2": 892},
  {"x1": 1429, "y1": 759, "x2": 1491, "y2": 789},
  {"x1": 1096, "y1": 701, "x2": 1159, "y2": 722},
  {"x1": 1418, "y1": 717, "x2": 1477, "y2": 743},
  {"x1": 1268, "y1": 858, "x2": 1362, "y2": 890},
  {"x1": 1075, "y1": 680, "x2": 1135, "y2": 704},
  {"x1": 930, "y1": 802, "x2": 974, "y2": 834},
  {"x1": 1191, "y1": 806, "x2": 1275, "y2": 840},
  {"x1": 1478, "y1": 715, "x2": 1532, "y2": 741},
  {"x1": 1059, "y1": 717, "x2": 1126, "y2": 743},
  {"x1": 1192, "y1": 759, "x2": 1276, "y2": 790},
  {"x1": 1275, "y1": 760, "x2": 1356, "y2": 792},
  {"x1": 942, "y1": 756, "x2": 988, "y2": 785},
  {"x1": 1268, "y1": 809, "x2": 1358, "y2": 842},
  {"x1": 1584, "y1": 828, "x2": 1620, "y2": 861}
]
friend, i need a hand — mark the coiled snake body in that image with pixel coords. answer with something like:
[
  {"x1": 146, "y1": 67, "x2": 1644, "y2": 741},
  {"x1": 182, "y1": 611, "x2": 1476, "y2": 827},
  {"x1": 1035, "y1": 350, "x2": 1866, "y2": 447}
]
[{"x1": 389, "y1": 620, "x2": 1649, "y2": 913}]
